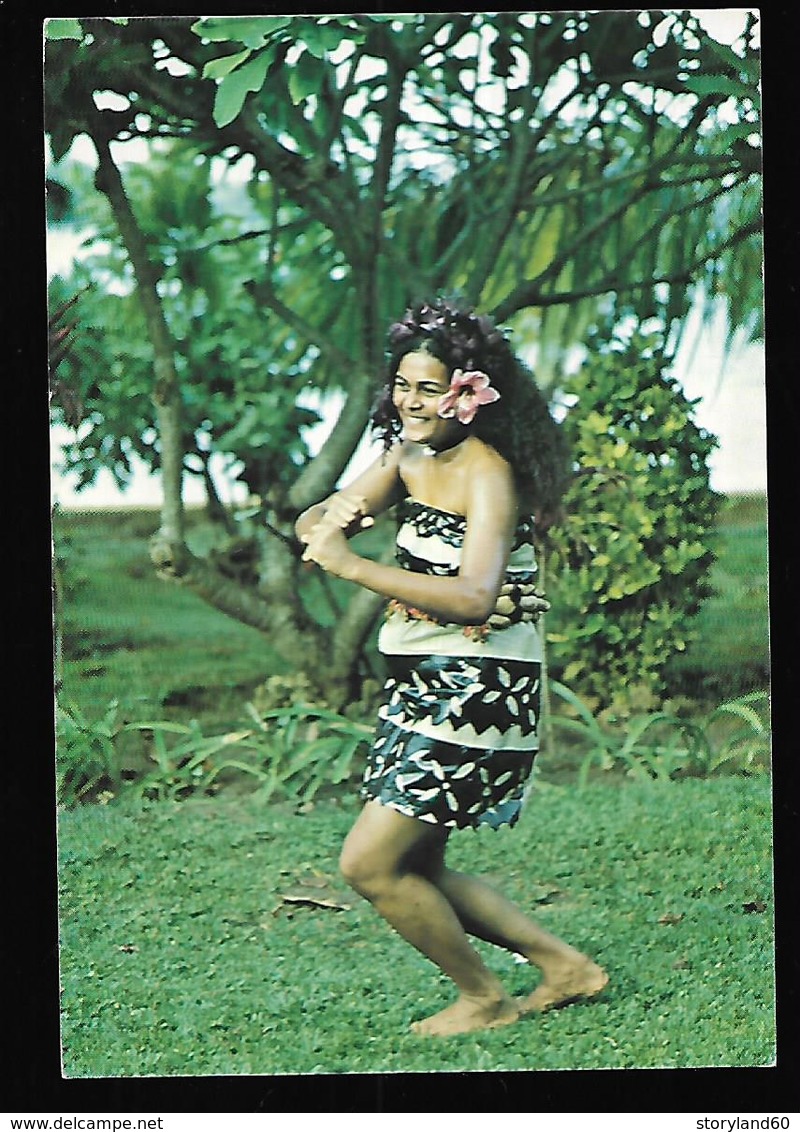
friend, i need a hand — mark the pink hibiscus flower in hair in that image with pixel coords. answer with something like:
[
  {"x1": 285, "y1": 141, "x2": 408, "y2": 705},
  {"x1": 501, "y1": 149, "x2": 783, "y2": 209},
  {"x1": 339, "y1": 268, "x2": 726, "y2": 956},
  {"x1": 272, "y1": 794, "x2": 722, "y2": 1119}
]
[{"x1": 437, "y1": 369, "x2": 501, "y2": 425}]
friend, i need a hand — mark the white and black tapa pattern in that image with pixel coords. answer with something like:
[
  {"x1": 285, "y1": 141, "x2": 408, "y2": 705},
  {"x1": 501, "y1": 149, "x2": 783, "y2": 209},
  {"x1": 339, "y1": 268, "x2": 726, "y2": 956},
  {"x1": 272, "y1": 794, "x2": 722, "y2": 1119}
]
[
  {"x1": 363, "y1": 726, "x2": 536, "y2": 830},
  {"x1": 382, "y1": 654, "x2": 540, "y2": 743},
  {"x1": 362, "y1": 498, "x2": 545, "y2": 831}
]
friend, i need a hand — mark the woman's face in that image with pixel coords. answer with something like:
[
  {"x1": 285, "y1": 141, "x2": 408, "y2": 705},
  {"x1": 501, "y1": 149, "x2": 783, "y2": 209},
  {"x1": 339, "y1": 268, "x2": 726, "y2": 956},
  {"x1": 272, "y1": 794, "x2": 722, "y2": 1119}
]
[{"x1": 392, "y1": 351, "x2": 463, "y2": 450}]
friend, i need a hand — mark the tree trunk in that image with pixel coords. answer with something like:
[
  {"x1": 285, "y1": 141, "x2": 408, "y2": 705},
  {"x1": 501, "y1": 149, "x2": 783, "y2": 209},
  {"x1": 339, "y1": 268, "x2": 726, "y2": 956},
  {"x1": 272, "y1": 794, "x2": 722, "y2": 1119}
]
[
  {"x1": 92, "y1": 116, "x2": 185, "y2": 550},
  {"x1": 90, "y1": 113, "x2": 337, "y2": 680}
]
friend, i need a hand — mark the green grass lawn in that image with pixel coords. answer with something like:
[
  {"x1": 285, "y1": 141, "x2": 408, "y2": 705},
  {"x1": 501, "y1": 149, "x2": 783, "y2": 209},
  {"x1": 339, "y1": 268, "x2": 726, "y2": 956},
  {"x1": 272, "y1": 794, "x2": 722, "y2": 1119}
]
[
  {"x1": 57, "y1": 774, "x2": 775, "y2": 1077},
  {"x1": 667, "y1": 493, "x2": 770, "y2": 699},
  {"x1": 55, "y1": 508, "x2": 280, "y2": 728}
]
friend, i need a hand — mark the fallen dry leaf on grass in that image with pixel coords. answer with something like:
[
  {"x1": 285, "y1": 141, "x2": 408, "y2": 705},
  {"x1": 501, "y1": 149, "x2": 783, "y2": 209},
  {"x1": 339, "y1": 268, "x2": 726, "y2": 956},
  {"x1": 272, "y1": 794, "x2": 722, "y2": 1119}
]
[
  {"x1": 270, "y1": 872, "x2": 352, "y2": 917},
  {"x1": 657, "y1": 912, "x2": 684, "y2": 925},
  {"x1": 276, "y1": 892, "x2": 352, "y2": 912}
]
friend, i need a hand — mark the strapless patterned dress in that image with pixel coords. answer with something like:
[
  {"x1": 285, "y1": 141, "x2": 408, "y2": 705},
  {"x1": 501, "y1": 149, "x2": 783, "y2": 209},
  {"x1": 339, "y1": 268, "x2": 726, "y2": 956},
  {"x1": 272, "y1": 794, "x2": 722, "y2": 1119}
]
[{"x1": 361, "y1": 498, "x2": 543, "y2": 831}]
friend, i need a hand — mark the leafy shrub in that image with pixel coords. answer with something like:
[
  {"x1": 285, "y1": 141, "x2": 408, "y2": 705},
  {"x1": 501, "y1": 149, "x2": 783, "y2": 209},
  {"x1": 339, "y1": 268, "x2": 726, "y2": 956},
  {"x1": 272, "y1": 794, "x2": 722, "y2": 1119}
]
[
  {"x1": 241, "y1": 700, "x2": 372, "y2": 802},
  {"x1": 546, "y1": 325, "x2": 720, "y2": 715},
  {"x1": 550, "y1": 680, "x2": 770, "y2": 786},
  {"x1": 124, "y1": 701, "x2": 371, "y2": 804},
  {"x1": 56, "y1": 698, "x2": 123, "y2": 806},
  {"x1": 56, "y1": 691, "x2": 372, "y2": 807},
  {"x1": 122, "y1": 717, "x2": 259, "y2": 803},
  {"x1": 701, "y1": 691, "x2": 771, "y2": 774}
]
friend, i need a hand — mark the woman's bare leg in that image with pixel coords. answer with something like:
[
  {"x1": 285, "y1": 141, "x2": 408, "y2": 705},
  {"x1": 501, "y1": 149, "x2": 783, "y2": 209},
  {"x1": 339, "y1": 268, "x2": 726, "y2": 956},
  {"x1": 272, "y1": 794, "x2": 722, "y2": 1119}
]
[
  {"x1": 412, "y1": 843, "x2": 608, "y2": 1013},
  {"x1": 339, "y1": 801, "x2": 519, "y2": 1036}
]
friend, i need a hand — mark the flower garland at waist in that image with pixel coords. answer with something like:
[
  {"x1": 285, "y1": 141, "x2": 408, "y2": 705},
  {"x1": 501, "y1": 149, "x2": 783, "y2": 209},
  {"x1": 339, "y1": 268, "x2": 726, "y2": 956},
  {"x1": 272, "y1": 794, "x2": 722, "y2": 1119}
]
[
  {"x1": 385, "y1": 585, "x2": 550, "y2": 644},
  {"x1": 385, "y1": 599, "x2": 492, "y2": 642}
]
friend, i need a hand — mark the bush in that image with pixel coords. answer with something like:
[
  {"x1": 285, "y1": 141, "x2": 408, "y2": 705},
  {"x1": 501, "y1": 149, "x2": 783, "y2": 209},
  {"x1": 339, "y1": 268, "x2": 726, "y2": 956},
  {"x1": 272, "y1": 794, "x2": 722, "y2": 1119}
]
[
  {"x1": 56, "y1": 698, "x2": 123, "y2": 806},
  {"x1": 55, "y1": 692, "x2": 372, "y2": 808},
  {"x1": 550, "y1": 681, "x2": 770, "y2": 786},
  {"x1": 546, "y1": 325, "x2": 719, "y2": 715}
]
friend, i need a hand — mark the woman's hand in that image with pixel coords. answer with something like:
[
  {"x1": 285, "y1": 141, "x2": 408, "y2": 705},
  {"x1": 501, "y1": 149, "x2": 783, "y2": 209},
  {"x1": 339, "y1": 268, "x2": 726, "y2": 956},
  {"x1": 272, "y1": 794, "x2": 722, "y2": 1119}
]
[
  {"x1": 322, "y1": 493, "x2": 375, "y2": 536},
  {"x1": 487, "y1": 583, "x2": 550, "y2": 629},
  {"x1": 300, "y1": 519, "x2": 357, "y2": 579}
]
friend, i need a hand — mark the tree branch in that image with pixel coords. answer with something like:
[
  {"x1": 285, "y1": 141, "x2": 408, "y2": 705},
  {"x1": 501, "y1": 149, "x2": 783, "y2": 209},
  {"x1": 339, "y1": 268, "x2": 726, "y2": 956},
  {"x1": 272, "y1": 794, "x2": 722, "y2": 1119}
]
[
  {"x1": 364, "y1": 43, "x2": 409, "y2": 363},
  {"x1": 493, "y1": 141, "x2": 735, "y2": 323},
  {"x1": 465, "y1": 28, "x2": 571, "y2": 302},
  {"x1": 148, "y1": 537, "x2": 329, "y2": 669},
  {"x1": 491, "y1": 220, "x2": 762, "y2": 319},
  {"x1": 244, "y1": 280, "x2": 358, "y2": 374},
  {"x1": 287, "y1": 374, "x2": 377, "y2": 513}
]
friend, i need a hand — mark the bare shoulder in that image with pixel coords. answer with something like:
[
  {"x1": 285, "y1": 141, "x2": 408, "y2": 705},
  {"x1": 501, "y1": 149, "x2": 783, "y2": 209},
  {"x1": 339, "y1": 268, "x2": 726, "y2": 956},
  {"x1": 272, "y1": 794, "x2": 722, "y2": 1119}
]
[
  {"x1": 464, "y1": 437, "x2": 515, "y2": 486},
  {"x1": 463, "y1": 439, "x2": 518, "y2": 522}
]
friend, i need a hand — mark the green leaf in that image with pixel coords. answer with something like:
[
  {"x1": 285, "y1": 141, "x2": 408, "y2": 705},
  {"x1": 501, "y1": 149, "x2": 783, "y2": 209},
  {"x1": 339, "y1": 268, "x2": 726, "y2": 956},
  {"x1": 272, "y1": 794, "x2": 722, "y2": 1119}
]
[
  {"x1": 203, "y1": 760, "x2": 267, "y2": 788},
  {"x1": 213, "y1": 49, "x2": 273, "y2": 128},
  {"x1": 709, "y1": 700, "x2": 766, "y2": 734},
  {"x1": 721, "y1": 121, "x2": 762, "y2": 144},
  {"x1": 123, "y1": 720, "x2": 193, "y2": 735},
  {"x1": 192, "y1": 16, "x2": 291, "y2": 50},
  {"x1": 342, "y1": 113, "x2": 371, "y2": 145},
  {"x1": 550, "y1": 680, "x2": 609, "y2": 748},
  {"x1": 45, "y1": 18, "x2": 84, "y2": 41},
  {"x1": 288, "y1": 50, "x2": 324, "y2": 105},
  {"x1": 301, "y1": 22, "x2": 352, "y2": 59},
  {"x1": 683, "y1": 73, "x2": 754, "y2": 101},
  {"x1": 203, "y1": 49, "x2": 252, "y2": 82},
  {"x1": 704, "y1": 34, "x2": 761, "y2": 83}
]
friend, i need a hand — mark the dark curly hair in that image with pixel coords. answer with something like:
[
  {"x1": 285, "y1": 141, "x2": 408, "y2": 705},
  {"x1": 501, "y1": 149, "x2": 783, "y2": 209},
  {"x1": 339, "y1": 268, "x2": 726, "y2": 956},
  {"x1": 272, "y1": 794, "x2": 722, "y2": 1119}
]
[{"x1": 371, "y1": 298, "x2": 571, "y2": 529}]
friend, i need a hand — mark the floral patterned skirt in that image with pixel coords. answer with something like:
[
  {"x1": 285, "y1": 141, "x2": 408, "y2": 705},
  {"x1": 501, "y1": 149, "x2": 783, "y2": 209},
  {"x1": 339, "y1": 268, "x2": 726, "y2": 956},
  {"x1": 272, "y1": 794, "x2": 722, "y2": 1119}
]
[{"x1": 361, "y1": 653, "x2": 541, "y2": 830}]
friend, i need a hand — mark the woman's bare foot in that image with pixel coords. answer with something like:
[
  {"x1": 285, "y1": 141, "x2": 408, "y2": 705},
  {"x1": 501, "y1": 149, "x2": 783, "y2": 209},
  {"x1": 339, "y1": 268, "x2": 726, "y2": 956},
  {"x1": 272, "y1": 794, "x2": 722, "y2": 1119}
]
[
  {"x1": 411, "y1": 993, "x2": 520, "y2": 1037},
  {"x1": 517, "y1": 958, "x2": 608, "y2": 1015}
]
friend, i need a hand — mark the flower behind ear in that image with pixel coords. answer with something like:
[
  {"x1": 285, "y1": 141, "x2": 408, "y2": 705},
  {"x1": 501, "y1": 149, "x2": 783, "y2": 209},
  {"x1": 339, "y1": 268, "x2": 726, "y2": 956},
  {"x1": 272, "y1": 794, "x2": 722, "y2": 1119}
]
[{"x1": 438, "y1": 369, "x2": 501, "y2": 425}]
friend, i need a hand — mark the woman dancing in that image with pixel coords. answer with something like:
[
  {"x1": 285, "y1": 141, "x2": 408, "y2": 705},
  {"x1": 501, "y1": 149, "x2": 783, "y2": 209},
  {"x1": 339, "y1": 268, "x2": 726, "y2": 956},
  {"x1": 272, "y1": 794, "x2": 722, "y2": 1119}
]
[{"x1": 296, "y1": 299, "x2": 607, "y2": 1037}]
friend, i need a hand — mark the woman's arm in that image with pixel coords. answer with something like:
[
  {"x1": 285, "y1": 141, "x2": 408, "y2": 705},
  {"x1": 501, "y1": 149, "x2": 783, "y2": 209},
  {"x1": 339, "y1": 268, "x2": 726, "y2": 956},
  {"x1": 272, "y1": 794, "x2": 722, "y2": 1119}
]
[
  {"x1": 294, "y1": 444, "x2": 405, "y2": 542},
  {"x1": 301, "y1": 454, "x2": 518, "y2": 624}
]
